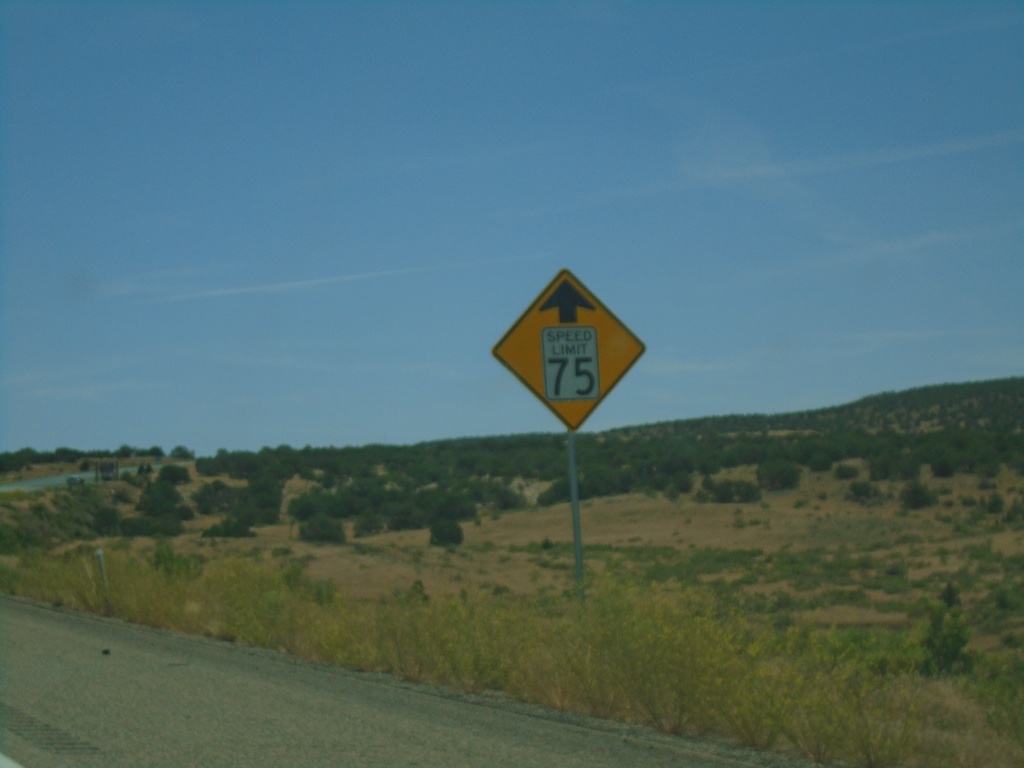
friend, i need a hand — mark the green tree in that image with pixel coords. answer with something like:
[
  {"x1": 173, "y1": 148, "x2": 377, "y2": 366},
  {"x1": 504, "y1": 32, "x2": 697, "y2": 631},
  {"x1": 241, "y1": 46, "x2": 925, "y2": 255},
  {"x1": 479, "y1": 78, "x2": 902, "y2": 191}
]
[
  {"x1": 201, "y1": 514, "x2": 255, "y2": 538},
  {"x1": 299, "y1": 514, "x2": 346, "y2": 544},
  {"x1": 353, "y1": 513, "x2": 384, "y2": 538},
  {"x1": 92, "y1": 505, "x2": 121, "y2": 536},
  {"x1": 847, "y1": 480, "x2": 883, "y2": 506},
  {"x1": 700, "y1": 476, "x2": 761, "y2": 504},
  {"x1": 121, "y1": 515, "x2": 183, "y2": 537},
  {"x1": 929, "y1": 452, "x2": 957, "y2": 478},
  {"x1": 921, "y1": 603, "x2": 973, "y2": 675},
  {"x1": 383, "y1": 500, "x2": 423, "y2": 531},
  {"x1": 137, "y1": 480, "x2": 192, "y2": 520},
  {"x1": 940, "y1": 582, "x2": 961, "y2": 609},
  {"x1": 158, "y1": 464, "x2": 191, "y2": 485},
  {"x1": 833, "y1": 463, "x2": 859, "y2": 480},
  {"x1": 414, "y1": 488, "x2": 475, "y2": 522},
  {"x1": 192, "y1": 480, "x2": 239, "y2": 516},
  {"x1": 0, "y1": 523, "x2": 21, "y2": 554},
  {"x1": 429, "y1": 518, "x2": 464, "y2": 547},
  {"x1": 986, "y1": 492, "x2": 1005, "y2": 516},
  {"x1": 246, "y1": 474, "x2": 283, "y2": 524},
  {"x1": 806, "y1": 453, "x2": 833, "y2": 472},
  {"x1": 756, "y1": 460, "x2": 801, "y2": 490},
  {"x1": 900, "y1": 480, "x2": 937, "y2": 510}
]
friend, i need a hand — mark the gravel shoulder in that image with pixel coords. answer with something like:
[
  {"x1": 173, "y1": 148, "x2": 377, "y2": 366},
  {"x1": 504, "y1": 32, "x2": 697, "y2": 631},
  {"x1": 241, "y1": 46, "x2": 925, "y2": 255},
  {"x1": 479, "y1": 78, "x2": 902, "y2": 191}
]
[{"x1": 0, "y1": 594, "x2": 814, "y2": 768}]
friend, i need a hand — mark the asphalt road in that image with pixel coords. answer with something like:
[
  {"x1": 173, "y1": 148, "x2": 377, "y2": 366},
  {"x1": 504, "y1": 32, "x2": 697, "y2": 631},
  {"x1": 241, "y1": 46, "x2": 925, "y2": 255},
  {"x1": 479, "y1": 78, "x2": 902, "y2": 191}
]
[
  {"x1": 0, "y1": 464, "x2": 163, "y2": 492},
  {"x1": 0, "y1": 595, "x2": 808, "y2": 768},
  {"x1": 0, "y1": 473, "x2": 96, "y2": 492}
]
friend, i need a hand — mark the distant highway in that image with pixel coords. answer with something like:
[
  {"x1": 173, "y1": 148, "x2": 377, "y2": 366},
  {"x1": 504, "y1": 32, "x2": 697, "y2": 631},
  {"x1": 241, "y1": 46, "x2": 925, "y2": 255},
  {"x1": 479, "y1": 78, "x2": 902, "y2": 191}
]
[
  {"x1": 0, "y1": 472, "x2": 95, "y2": 492},
  {"x1": 0, "y1": 595, "x2": 808, "y2": 768},
  {"x1": 0, "y1": 465, "x2": 163, "y2": 492}
]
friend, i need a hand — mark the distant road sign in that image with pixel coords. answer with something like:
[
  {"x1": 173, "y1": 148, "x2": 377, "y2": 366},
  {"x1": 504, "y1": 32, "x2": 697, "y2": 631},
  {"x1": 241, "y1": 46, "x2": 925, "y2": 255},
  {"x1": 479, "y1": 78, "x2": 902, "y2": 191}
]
[{"x1": 493, "y1": 269, "x2": 645, "y2": 431}]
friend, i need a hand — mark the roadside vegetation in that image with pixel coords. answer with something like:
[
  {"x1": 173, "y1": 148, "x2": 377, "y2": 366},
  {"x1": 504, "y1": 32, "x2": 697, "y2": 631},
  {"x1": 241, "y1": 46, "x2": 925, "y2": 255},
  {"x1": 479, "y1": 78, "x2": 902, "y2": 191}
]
[
  {"x1": 1, "y1": 546, "x2": 1021, "y2": 768},
  {"x1": 2, "y1": 377, "x2": 1023, "y2": 767}
]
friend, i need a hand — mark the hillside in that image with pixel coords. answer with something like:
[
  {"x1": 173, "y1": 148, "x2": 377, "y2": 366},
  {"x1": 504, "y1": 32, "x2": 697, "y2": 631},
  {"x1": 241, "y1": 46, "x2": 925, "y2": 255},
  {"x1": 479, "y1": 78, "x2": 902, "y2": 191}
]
[
  {"x1": 624, "y1": 376, "x2": 1024, "y2": 436},
  {"x1": 2, "y1": 377, "x2": 1023, "y2": 547},
  {"x1": 3, "y1": 377, "x2": 1024, "y2": 767},
  {"x1": 2, "y1": 377, "x2": 1023, "y2": 619}
]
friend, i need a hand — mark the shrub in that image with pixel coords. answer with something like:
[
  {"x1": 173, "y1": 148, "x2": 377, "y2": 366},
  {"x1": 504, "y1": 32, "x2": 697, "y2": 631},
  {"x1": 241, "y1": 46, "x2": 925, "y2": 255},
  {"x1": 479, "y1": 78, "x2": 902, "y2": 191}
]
[
  {"x1": 869, "y1": 455, "x2": 894, "y2": 481},
  {"x1": 288, "y1": 490, "x2": 341, "y2": 522},
  {"x1": 537, "y1": 478, "x2": 569, "y2": 506},
  {"x1": 299, "y1": 514, "x2": 346, "y2": 544},
  {"x1": 192, "y1": 481, "x2": 239, "y2": 515},
  {"x1": 136, "y1": 480, "x2": 192, "y2": 520},
  {"x1": 1006, "y1": 501, "x2": 1024, "y2": 525},
  {"x1": 757, "y1": 460, "x2": 801, "y2": 490},
  {"x1": 353, "y1": 513, "x2": 384, "y2": 538},
  {"x1": 848, "y1": 480, "x2": 884, "y2": 506},
  {"x1": 429, "y1": 519, "x2": 463, "y2": 547},
  {"x1": 151, "y1": 539, "x2": 200, "y2": 578},
  {"x1": 245, "y1": 474, "x2": 283, "y2": 525},
  {"x1": 158, "y1": 464, "x2": 191, "y2": 485},
  {"x1": 834, "y1": 463, "x2": 859, "y2": 480},
  {"x1": 930, "y1": 455, "x2": 957, "y2": 478},
  {"x1": 92, "y1": 505, "x2": 121, "y2": 536},
  {"x1": 807, "y1": 453, "x2": 833, "y2": 473},
  {"x1": 415, "y1": 488, "x2": 475, "y2": 522},
  {"x1": 985, "y1": 493, "x2": 1005, "y2": 516},
  {"x1": 900, "y1": 481, "x2": 938, "y2": 510},
  {"x1": 701, "y1": 477, "x2": 761, "y2": 504},
  {"x1": 0, "y1": 523, "x2": 21, "y2": 554},
  {"x1": 201, "y1": 515, "x2": 255, "y2": 538},
  {"x1": 383, "y1": 500, "x2": 424, "y2": 531},
  {"x1": 121, "y1": 515, "x2": 184, "y2": 537},
  {"x1": 920, "y1": 604, "x2": 973, "y2": 675}
]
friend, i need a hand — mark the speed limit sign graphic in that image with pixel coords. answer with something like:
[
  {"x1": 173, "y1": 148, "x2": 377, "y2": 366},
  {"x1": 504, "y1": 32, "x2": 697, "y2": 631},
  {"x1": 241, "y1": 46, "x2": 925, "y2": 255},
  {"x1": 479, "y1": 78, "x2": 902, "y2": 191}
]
[{"x1": 492, "y1": 269, "x2": 644, "y2": 431}]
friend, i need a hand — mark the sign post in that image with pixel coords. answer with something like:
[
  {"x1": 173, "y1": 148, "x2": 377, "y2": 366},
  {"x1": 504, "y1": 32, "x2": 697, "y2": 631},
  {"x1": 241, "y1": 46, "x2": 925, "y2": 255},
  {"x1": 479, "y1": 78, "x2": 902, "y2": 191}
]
[{"x1": 493, "y1": 269, "x2": 645, "y2": 595}]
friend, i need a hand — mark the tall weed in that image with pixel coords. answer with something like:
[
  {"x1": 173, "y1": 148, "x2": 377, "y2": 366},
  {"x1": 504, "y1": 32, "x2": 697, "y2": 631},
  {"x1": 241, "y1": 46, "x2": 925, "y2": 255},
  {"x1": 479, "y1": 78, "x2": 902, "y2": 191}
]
[
  {"x1": 580, "y1": 580, "x2": 736, "y2": 733},
  {"x1": 6, "y1": 549, "x2": 1024, "y2": 768},
  {"x1": 374, "y1": 589, "x2": 529, "y2": 692}
]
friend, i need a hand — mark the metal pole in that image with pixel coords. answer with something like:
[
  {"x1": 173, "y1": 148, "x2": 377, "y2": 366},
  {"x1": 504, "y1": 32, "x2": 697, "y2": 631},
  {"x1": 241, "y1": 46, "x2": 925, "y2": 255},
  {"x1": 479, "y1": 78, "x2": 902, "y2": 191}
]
[{"x1": 567, "y1": 430, "x2": 584, "y2": 599}]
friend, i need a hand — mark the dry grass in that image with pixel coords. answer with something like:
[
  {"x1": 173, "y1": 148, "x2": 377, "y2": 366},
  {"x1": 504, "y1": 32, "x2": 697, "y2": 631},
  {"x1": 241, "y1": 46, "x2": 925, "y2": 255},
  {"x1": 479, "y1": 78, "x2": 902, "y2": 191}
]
[
  {"x1": 5, "y1": 459, "x2": 1024, "y2": 651},
  {"x1": 4, "y1": 548, "x2": 1022, "y2": 768},
  {"x1": 4, "y1": 459, "x2": 1024, "y2": 767}
]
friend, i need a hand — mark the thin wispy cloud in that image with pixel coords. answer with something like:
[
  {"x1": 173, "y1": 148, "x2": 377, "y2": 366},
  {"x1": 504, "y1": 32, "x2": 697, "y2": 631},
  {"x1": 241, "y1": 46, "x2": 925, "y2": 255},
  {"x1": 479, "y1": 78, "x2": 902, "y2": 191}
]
[
  {"x1": 697, "y1": 131, "x2": 1024, "y2": 183},
  {"x1": 158, "y1": 254, "x2": 548, "y2": 302},
  {"x1": 27, "y1": 379, "x2": 156, "y2": 402},
  {"x1": 4, "y1": 353, "x2": 180, "y2": 402},
  {"x1": 673, "y1": 13, "x2": 1024, "y2": 89},
  {"x1": 94, "y1": 263, "x2": 226, "y2": 300},
  {"x1": 646, "y1": 326, "x2": 1024, "y2": 381},
  {"x1": 735, "y1": 227, "x2": 968, "y2": 285},
  {"x1": 964, "y1": 347, "x2": 1024, "y2": 371},
  {"x1": 800, "y1": 228, "x2": 967, "y2": 274},
  {"x1": 796, "y1": 217, "x2": 1024, "y2": 275},
  {"x1": 643, "y1": 348, "x2": 768, "y2": 377}
]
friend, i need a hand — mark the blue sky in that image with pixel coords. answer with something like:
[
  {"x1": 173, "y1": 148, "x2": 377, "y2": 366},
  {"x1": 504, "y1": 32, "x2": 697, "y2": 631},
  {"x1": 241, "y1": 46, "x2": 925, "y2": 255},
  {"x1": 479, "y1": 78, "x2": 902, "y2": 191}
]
[{"x1": 2, "y1": 1, "x2": 1022, "y2": 456}]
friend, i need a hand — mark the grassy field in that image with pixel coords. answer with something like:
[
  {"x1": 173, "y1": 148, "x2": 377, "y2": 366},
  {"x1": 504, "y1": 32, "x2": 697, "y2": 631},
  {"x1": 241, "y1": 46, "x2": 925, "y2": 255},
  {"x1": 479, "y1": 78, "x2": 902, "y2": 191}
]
[
  {"x1": 138, "y1": 461, "x2": 1024, "y2": 653},
  {"x1": 3, "y1": 455, "x2": 1024, "y2": 768}
]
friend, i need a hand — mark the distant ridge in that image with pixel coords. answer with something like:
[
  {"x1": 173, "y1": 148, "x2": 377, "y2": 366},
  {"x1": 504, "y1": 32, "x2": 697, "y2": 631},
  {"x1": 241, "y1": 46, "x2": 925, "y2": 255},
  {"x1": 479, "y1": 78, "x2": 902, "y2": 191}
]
[
  {"x1": 2, "y1": 378, "x2": 1022, "y2": 467},
  {"x1": 620, "y1": 377, "x2": 1024, "y2": 438}
]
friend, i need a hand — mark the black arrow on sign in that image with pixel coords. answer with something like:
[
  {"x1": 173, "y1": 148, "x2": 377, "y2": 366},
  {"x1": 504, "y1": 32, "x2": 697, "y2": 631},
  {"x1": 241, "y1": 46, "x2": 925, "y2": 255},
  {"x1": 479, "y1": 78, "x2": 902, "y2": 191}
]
[{"x1": 539, "y1": 280, "x2": 595, "y2": 323}]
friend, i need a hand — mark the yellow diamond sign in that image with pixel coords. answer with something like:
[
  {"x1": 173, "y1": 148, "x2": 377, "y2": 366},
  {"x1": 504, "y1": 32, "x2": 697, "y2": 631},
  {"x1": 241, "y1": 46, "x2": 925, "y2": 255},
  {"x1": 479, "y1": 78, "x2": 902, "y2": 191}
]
[{"x1": 493, "y1": 269, "x2": 645, "y2": 431}]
